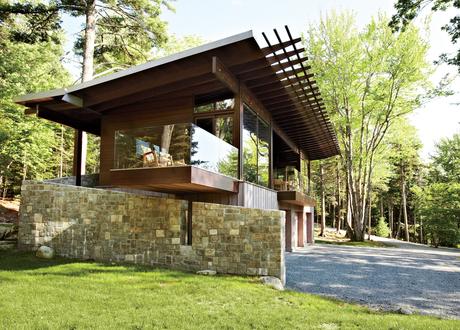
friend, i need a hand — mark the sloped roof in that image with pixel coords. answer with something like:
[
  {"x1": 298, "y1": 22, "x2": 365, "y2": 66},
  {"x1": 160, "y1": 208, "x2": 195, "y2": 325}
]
[{"x1": 15, "y1": 28, "x2": 339, "y2": 160}]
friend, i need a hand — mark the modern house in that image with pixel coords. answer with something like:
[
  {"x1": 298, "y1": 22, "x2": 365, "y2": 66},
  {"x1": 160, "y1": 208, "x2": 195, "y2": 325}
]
[{"x1": 15, "y1": 27, "x2": 339, "y2": 256}]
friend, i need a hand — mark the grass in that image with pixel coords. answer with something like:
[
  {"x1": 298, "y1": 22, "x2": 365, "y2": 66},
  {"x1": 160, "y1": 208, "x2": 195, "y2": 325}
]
[
  {"x1": 315, "y1": 238, "x2": 397, "y2": 248},
  {"x1": 0, "y1": 251, "x2": 458, "y2": 329},
  {"x1": 314, "y1": 227, "x2": 397, "y2": 248}
]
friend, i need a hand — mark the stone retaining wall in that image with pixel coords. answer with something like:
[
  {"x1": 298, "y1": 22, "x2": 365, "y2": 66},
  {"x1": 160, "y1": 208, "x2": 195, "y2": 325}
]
[
  {"x1": 18, "y1": 181, "x2": 285, "y2": 283},
  {"x1": 45, "y1": 174, "x2": 99, "y2": 187}
]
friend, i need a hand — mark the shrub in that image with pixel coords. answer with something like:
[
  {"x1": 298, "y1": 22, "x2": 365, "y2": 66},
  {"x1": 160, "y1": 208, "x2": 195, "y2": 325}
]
[{"x1": 374, "y1": 217, "x2": 390, "y2": 238}]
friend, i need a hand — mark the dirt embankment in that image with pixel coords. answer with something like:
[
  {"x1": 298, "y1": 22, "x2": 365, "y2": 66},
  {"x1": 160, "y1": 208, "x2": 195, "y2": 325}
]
[{"x1": 0, "y1": 199, "x2": 19, "y2": 224}]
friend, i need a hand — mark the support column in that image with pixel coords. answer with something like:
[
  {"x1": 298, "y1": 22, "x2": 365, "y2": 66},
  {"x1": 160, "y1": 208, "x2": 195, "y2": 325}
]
[
  {"x1": 284, "y1": 209, "x2": 292, "y2": 252},
  {"x1": 72, "y1": 129, "x2": 86, "y2": 186},
  {"x1": 297, "y1": 211, "x2": 305, "y2": 247},
  {"x1": 234, "y1": 85, "x2": 244, "y2": 180},
  {"x1": 306, "y1": 210, "x2": 314, "y2": 244}
]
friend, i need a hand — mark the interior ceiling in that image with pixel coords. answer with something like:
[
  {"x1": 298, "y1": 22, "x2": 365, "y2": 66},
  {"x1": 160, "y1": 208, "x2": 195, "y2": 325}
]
[{"x1": 17, "y1": 27, "x2": 340, "y2": 160}]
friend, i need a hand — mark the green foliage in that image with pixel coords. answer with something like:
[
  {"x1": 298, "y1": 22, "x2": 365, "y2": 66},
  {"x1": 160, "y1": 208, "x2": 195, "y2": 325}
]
[
  {"x1": 0, "y1": 18, "x2": 73, "y2": 195},
  {"x1": 374, "y1": 217, "x2": 391, "y2": 238},
  {"x1": 390, "y1": 0, "x2": 460, "y2": 70},
  {"x1": 0, "y1": 0, "x2": 174, "y2": 76},
  {"x1": 417, "y1": 134, "x2": 460, "y2": 247},
  {"x1": 305, "y1": 11, "x2": 433, "y2": 240},
  {"x1": 428, "y1": 134, "x2": 460, "y2": 183},
  {"x1": 0, "y1": 251, "x2": 457, "y2": 329},
  {"x1": 420, "y1": 183, "x2": 460, "y2": 247}
]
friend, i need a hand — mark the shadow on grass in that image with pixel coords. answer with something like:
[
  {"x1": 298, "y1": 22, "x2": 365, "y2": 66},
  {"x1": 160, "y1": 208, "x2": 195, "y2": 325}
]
[
  {"x1": 0, "y1": 250, "x2": 191, "y2": 278},
  {"x1": 0, "y1": 250, "x2": 254, "y2": 285}
]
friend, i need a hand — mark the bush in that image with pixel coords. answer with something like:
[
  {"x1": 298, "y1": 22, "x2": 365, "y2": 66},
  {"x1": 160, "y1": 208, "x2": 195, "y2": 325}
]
[{"x1": 374, "y1": 217, "x2": 390, "y2": 238}]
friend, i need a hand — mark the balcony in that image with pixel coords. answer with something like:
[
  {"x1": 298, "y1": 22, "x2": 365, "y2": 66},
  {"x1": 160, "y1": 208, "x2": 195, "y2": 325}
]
[
  {"x1": 110, "y1": 123, "x2": 238, "y2": 193},
  {"x1": 274, "y1": 166, "x2": 315, "y2": 207}
]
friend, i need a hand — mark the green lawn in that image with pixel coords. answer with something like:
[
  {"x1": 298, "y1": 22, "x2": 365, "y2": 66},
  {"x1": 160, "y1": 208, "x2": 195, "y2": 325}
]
[
  {"x1": 315, "y1": 238, "x2": 397, "y2": 248},
  {"x1": 0, "y1": 251, "x2": 457, "y2": 329}
]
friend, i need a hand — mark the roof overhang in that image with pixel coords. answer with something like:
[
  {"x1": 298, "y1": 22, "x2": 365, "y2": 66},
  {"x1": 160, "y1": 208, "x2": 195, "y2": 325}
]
[{"x1": 15, "y1": 28, "x2": 339, "y2": 160}]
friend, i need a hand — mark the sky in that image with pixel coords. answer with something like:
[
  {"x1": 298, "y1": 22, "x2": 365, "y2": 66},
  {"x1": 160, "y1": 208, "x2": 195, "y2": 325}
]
[{"x1": 63, "y1": 0, "x2": 460, "y2": 160}]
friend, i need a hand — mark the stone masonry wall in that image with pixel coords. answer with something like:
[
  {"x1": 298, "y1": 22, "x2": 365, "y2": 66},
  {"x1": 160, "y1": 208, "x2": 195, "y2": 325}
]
[{"x1": 18, "y1": 181, "x2": 285, "y2": 283}]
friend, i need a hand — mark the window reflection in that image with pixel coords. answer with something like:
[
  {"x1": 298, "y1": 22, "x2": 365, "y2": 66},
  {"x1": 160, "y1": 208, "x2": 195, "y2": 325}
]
[
  {"x1": 114, "y1": 123, "x2": 238, "y2": 178},
  {"x1": 243, "y1": 105, "x2": 271, "y2": 187},
  {"x1": 194, "y1": 98, "x2": 234, "y2": 113}
]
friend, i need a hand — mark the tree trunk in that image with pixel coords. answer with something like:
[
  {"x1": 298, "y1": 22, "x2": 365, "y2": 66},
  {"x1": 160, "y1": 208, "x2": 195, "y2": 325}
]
[
  {"x1": 75, "y1": 0, "x2": 97, "y2": 176},
  {"x1": 59, "y1": 125, "x2": 64, "y2": 178},
  {"x1": 420, "y1": 216, "x2": 424, "y2": 244},
  {"x1": 388, "y1": 201, "x2": 394, "y2": 238},
  {"x1": 396, "y1": 205, "x2": 402, "y2": 239},
  {"x1": 401, "y1": 167, "x2": 409, "y2": 242},
  {"x1": 380, "y1": 198, "x2": 384, "y2": 219},
  {"x1": 319, "y1": 163, "x2": 326, "y2": 237},
  {"x1": 336, "y1": 160, "x2": 341, "y2": 232},
  {"x1": 367, "y1": 194, "x2": 372, "y2": 240}
]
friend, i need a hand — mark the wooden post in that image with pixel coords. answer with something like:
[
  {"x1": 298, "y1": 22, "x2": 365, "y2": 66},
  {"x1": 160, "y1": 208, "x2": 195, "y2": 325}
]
[
  {"x1": 234, "y1": 85, "x2": 244, "y2": 181},
  {"x1": 269, "y1": 123, "x2": 273, "y2": 189},
  {"x1": 73, "y1": 129, "x2": 84, "y2": 186},
  {"x1": 307, "y1": 160, "x2": 311, "y2": 194}
]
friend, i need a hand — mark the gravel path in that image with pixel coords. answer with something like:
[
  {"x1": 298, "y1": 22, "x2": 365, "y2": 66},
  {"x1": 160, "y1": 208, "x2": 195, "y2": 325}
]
[{"x1": 286, "y1": 242, "x2": 460, "y2": 319}]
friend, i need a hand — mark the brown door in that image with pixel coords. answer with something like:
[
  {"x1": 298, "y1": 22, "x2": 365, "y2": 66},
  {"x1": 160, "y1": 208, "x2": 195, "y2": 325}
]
[
  {"x1": 297, "y1": 211, "x2": 304, "y2": 247},
  {"x1": 285, "y1": 210, "x2": 292, "y2": 251}
]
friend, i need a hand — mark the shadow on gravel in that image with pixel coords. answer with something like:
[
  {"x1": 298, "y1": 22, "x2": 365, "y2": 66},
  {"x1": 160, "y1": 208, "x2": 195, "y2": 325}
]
[{"x1": 286, "y1": 245, "x2": 460, "y2": 319}]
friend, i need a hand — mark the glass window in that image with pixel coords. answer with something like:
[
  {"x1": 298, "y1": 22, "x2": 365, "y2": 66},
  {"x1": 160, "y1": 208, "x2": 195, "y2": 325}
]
[
  {"x1": 215, "y1": 116, "x2": 233, "y2": 144},
  {"x1": 243, "y1": 105, "x2": 271, "y2": 187},
  {"x1": 113, "y1": 123, "x2": 238, "y2": 178},
  {"x1": 195, "y1": 117, "x2": 213, "y2": 134},
  {"x1": 243, "y1": 106, "x2": 259, "y2": 184},
  {"x1": 194, "y1": 98, "x2": 234, "y2": 113},
  {"x1": 258, "y1": 119, "x2": 270, "y2": 187},
  {"x1": 195, "y1": 115, "x2": 233, "y2": 145}
]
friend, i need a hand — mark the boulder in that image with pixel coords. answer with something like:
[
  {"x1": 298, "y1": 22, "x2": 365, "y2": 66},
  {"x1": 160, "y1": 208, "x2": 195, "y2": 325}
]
[
  {"x1": 260, "y1": 276, "x2": 284, "y2": 291},
  {"x1": 36, "y1": 246, "x2": 54, "y2": 259},
  {"x1": 196, "y1": 269, "x2": 217, "y2": 276}
]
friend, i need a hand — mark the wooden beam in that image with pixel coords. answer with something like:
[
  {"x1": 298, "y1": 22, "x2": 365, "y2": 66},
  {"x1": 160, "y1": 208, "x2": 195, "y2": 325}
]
[
  {"x1": 265, "y1": 48, "x2": 305, "y2": 63},
  {"x1": 24, "y1": 105, "x2": 38, "y2": 115},
  {"x1": 260, "y1": 37, "x2": 302, "y2": 55},
  {"x1": 212, "y1": 56, "x2": 239, "y2": 93},
  {"x1": 73, "y1": 129, "x2": 83, "y2": 186},
  {"x1": 94, "y1": 73, "x2": 216, "y2": 112},
  {"x1": 61, "y1": 93, "x2": 102, "y2": 117}
]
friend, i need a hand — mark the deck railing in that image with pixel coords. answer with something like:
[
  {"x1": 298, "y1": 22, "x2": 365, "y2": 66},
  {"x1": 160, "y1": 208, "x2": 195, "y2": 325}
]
[
  {"x1": 113, "y1": 123, "x2": 238, "y2": 178},
  {"x1": 273, "y1": 166, "x2": 307, "y2": 194}
]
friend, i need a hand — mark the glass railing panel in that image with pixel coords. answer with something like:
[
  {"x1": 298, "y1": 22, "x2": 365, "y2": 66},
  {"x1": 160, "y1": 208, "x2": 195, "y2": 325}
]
[
  {"x1": 191, "y1": 125, "x2": 238, "y2": 178},
  {"x1": 113, "y1": 123, "x2": 238, "y2": 178}
]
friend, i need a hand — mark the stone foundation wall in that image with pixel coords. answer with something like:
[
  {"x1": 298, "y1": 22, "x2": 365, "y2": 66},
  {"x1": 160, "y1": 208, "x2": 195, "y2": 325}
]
[
  {"x1": 45, "y1": 174, "x2": 99, "y2": 187},
  {"x1": 18, "y1": 181, "x2": 285, "y2": 283}
]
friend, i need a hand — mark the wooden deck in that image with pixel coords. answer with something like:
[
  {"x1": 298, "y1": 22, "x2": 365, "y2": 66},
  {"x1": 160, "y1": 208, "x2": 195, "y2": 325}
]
[
  {"x1": 277, "y1": 190, "x2": 316, "y2": 207},
  {"x1": 109, "y1": 166, "x2": 237, "y2": 193}
]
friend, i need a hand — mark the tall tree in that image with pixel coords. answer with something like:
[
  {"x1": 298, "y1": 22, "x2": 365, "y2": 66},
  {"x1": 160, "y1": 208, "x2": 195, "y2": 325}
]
[
  {"x1": 0, "y1": 15, "x2": 71, "y2": 196},
  {"x1": 390, "y1": 0, "x2": 460, "y2": 70},
  {"x1": 305, "y1": 12, "x2": 432, "y2": 241},
  {"x1": 417, "y1": 135, "x2": 460, "y2": 247},
  {"x1": 0, "y1": 0, "x2": 174, "y2": 172}
]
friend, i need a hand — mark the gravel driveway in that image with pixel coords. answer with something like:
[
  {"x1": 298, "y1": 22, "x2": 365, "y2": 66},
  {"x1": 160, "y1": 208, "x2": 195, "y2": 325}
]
[{"x1": 286, "y1": 242, "x2": 460, "y2": 319}]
